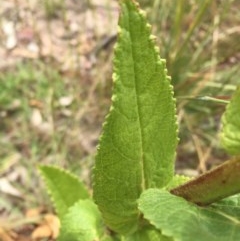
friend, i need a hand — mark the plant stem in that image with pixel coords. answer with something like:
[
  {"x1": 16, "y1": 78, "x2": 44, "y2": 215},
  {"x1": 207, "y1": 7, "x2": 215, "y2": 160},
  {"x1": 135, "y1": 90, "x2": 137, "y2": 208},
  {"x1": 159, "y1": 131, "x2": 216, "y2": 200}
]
[
  {"x1": 170, "y1": 157, "x2": 240, "y2": 205},
  {"x1": 177, "y1": 96, "x2": 229, "y2": 104}
]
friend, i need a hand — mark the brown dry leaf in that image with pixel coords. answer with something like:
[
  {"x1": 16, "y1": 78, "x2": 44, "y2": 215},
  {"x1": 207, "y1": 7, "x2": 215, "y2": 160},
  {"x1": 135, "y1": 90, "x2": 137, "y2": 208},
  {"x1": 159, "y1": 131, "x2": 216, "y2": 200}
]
[
  {"x1": 25, "y1": 207, "x2": 44, "y2": 218},
  {"x1": 31, "y1": 214, "x2": 60, "y2": 240},
  {"x1": 31, "y1": 224, "x2": 52, "y2": 240},
  {"x1": 29, "y1": 99, "x2": 44, "y2": 109},
  {"x1": 0, "y1": 178, "x2": 22, "y2": 197},
  {"x1": 11, "y1": 47, "x2": 39, "y2": 59},
  {"x1": 0, "y1": 227, "x2": 17, "y2": 241},
  {"x1": 44, "y1": 214, "x2": 60, "y2": 239}
]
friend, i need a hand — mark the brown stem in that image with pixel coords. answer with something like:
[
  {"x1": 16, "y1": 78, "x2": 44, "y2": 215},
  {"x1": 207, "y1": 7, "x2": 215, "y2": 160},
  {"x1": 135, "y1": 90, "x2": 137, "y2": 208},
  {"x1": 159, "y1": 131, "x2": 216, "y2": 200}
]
[{"x1": 170, "y1": 157, "x2": 240, "y2": 206}]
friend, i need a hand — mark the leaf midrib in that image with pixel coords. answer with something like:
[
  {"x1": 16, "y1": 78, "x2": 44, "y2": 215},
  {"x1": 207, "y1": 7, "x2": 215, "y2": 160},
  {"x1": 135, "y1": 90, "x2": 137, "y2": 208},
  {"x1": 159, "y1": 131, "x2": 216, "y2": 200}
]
[{"x1": 127, "y1": 12, "x2": 147, "y2": 192}]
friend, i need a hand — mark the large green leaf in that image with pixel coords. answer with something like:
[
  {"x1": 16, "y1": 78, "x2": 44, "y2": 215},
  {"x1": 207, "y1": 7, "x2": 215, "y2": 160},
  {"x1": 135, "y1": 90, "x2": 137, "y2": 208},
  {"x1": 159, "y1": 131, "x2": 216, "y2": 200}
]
[
  {"x1": 220, "y1": 87, "x2": 240, "y2": 155},
  {"x1": 93, "y1": 0, "x2": 178, "y2": 235},
  {"x1": 58, "y1": 199, "x2": 104, "y2": 241},
  {"x1": 122, "y1": 226, "x2": 173, "y2": 241},
  {"x1": 138, "y1": 189, "x2": 240, "y2": 241},
  {"x1": 39, "y1": 165, "x2": 89, "y2": 218}
]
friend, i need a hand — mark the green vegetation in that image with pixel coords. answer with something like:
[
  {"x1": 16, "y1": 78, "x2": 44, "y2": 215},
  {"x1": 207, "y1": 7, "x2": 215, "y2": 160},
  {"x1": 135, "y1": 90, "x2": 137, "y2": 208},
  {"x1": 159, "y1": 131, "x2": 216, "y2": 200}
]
[
  {"x1": 43, "y1": 0, "x2": 66, "y2": 18},
  {"x1": 141, "y1": 0, "x2": 240, "y2": 173},
  {"x1": 39, "y1": 1, "x2": 240, "y2": 240},
  {"x1": 1, "y1": 0, "x2": 240, "y2": 239}
]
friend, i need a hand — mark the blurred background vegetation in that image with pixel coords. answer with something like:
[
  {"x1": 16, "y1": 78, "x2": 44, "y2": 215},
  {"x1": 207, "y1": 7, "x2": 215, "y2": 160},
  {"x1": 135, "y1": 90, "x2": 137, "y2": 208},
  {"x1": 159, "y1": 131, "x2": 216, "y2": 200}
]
[{"x1": 0, "y1": 0, "x2": 240, "y2": 239}]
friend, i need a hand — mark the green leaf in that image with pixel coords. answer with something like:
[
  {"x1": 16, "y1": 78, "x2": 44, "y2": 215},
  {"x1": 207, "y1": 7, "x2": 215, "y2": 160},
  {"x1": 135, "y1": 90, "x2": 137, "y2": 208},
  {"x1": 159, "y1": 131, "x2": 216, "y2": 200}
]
[
  {"x1": 93, "y1": 0, "x2": 177, "y2": 235},
  {"x1": 102, "y1": 235, "x2": 121, "y2": 241},
  {"x1": 138, "y1": 189, "x2": 240, "y2": 241},
  {"x1": 39, "y1": 165, "x2": 89, "y2": 218},
  {"x1": 122, "y1": 227, "x2": 173, "y2": 241},
  {"x1": 220, "y1": 87, "x2": 240, "y2": 155},
  {"x1": 58, "y1": 199, "x2": 104, "y2": 241},
  {"x1": 165, "y1": 175, "x2": 191, "y2": 190}
]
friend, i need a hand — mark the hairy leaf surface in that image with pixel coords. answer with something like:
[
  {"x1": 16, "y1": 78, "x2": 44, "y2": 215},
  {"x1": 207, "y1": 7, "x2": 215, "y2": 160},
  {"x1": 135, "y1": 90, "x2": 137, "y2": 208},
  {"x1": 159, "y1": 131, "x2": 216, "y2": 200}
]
[
  {"x1": 139, "y1": 189, "x2": 240, "y2": 241},
  {"x1": 58, "y1": 199, "x2": 104, "y2": 241},
  {"x1": 220, "y1": 87, "x2": 240, "y2": 155},
  {"x1": 93, "y1": 0, "x2": 177, "y2": 234},
  {"x1": 39, "y1": 165, "x2": 89, "y2": 218},
  {"x1": 122, "y1": 227, "x2": 173, "y2": 241}
]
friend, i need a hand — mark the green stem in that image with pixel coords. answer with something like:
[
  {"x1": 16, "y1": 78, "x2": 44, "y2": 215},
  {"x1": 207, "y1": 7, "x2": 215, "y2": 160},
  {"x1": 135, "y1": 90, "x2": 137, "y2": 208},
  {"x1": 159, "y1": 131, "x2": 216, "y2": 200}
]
[
  {"x1": 177, "y1": 95, "x2": 229, "y2": 104},
  {"x1": 170, "y1": 157, "x2": 240, "y2": 206}
]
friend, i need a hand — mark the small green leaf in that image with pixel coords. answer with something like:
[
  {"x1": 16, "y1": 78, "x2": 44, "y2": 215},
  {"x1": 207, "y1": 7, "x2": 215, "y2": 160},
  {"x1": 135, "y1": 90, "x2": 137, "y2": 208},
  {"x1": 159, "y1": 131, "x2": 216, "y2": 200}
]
[
  {"x1": 220, "y1": 87, "x2": 240, "y2": 155},
  {"x1": 165, "y1": 175, "x2": 191, "y2": 190},
  {"x1": 93, "y1": 0, "x2": 177, "y2": 234},
  {"x1": 39, "y1": 165, "x2": 89, "y2": 218},
  {"x1": 139, "y1": 189, "x2": 240, "y2": 241},
  {"x1": 58, "y1": 199, "x2": 104, "y2": 241}
]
